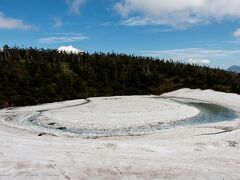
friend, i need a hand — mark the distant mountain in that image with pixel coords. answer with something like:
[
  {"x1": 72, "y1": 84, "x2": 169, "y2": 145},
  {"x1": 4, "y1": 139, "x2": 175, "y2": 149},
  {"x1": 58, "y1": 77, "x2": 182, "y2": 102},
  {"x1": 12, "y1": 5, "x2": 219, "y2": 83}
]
[
  {"x1": 227, "y1": 65, "x2": 240, "y2": 73},
  {"x1": 57, "y1": 46, "x2": 83, "y2": 54}
]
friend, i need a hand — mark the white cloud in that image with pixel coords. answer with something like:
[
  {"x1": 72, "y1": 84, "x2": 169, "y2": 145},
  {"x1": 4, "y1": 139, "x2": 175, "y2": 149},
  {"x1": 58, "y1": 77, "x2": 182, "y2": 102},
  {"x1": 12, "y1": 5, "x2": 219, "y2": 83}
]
[
  {"x1": 233, "y1": 28, "x2": 240, "y2": 38},
  {"x1": 140, "y1": 48, "x2": 240, "y2": 65},
  {"x1": 141, "y1": 48, "x2": 240, "y2": 59},
  {"x1": 115, "y1": 0, "x2": 240, "y2": 28},
  {"x1": 0, "y1": 12, "x2": 31, "y2": 30},
  {"x1": 38, "y1": 33, "x2": 89, "y2": 44},
  {"x1": 187, "y1": 58, "x2": 210, "y2": 65},
  {"x1": 66, "y1": 0, "x2": 86, "y2": 14},
  {"x1": 52, "y1": 17, "x2": 63, "y2": 28}
]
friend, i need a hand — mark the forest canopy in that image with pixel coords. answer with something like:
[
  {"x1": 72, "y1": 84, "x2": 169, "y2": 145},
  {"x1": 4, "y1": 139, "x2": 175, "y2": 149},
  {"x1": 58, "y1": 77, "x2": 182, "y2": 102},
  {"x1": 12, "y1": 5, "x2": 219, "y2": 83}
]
[{"x1": 0, "y1": 46, "x2": 239, "y2": 108}]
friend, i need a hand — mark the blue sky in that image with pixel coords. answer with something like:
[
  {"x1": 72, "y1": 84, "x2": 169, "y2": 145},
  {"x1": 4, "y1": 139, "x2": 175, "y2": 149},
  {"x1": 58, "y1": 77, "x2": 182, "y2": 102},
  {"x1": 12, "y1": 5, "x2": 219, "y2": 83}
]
[{"x1": 1, "y1": 0, "x2": 240, "y2": 68}]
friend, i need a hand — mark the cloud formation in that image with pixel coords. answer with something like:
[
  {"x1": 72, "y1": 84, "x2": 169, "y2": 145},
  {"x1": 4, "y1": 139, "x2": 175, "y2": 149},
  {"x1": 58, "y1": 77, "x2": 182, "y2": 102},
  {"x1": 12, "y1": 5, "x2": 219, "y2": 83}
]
[
  {"x1": 115, "y1": 0, "x2": 240, "y2": 28},
  {"x1": 66, "y1": 0, "x2": 86, "y2": 14},
  {"x1": 187, "y1": 58, "x2": 210, "y2": 65},
  {"x1": 52, "y1": 17, "x2": 64, "y2": 28},
  {"x1": 140, "y1": 48, "x2": 240, "y2": 65},
  {"x1": 233, "y1": 28, "x2": 240, "y2": 38},
  {"x1": 141, "y1": 48, "x2": 240, "y2": 58},
  {"x1": 0, "y1": 12, "x2": 31, "y2": 30},
  {"x1": 38, "y1": 33, "x2": 89, "y2": 44}
]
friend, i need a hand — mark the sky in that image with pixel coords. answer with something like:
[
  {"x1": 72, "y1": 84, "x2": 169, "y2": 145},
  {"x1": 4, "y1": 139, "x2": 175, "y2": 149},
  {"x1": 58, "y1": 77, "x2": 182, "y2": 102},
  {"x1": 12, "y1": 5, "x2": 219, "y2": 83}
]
[{"x1": 1, "y1": 0, "x2": 240, "y2": 68}]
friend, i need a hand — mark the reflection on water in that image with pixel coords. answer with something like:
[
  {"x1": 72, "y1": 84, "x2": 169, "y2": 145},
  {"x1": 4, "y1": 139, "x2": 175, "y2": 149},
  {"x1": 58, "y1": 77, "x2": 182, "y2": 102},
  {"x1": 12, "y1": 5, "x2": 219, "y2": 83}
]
[
  {"x1": 181, "y1": 102, "x2": 238, "y2": 125},
  {"x1": 157, "y1": 99, "x2": 238, "y2": 130}
]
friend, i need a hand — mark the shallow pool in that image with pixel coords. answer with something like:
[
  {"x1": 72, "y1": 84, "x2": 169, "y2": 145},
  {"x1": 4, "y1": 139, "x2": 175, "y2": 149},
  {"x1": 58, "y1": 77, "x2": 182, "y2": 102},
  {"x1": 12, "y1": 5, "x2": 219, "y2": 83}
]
[
  {"x1": 157, "y1": 98, "x2": 239, "y2": 130},
  {"x1": 27, "y1": 98, "x2": 239, "y2": 138}
]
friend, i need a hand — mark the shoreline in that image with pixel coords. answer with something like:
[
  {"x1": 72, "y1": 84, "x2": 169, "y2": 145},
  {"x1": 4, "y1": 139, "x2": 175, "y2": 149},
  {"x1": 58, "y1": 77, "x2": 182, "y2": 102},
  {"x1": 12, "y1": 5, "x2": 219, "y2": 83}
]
[{"x1": 0, "y1": 89, "x2": 240, "y2": 179}]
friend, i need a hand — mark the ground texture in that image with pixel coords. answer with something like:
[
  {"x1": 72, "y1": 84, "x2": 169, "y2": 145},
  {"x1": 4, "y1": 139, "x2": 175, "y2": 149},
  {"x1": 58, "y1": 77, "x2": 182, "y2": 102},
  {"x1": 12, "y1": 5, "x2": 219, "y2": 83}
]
[{"x1": 0, "y1": 89, "x2": 240, "y2": 180}]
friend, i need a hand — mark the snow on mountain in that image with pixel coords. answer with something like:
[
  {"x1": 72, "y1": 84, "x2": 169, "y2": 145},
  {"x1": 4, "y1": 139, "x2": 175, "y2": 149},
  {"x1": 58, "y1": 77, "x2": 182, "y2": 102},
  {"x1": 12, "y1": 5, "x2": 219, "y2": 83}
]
[
  {"x1": 57, "y1": 46, "x2": 83, "y2": 54},
  {"x1": 227, "y1": 65, "x2": 240, "y2": 73}
]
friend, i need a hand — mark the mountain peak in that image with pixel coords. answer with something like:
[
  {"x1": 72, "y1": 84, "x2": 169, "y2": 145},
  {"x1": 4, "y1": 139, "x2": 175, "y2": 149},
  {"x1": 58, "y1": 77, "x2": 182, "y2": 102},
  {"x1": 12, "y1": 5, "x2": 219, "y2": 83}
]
[
  {"x1": 57, "y1": 46, "x2": 83, "y2": 54},
  {"x1": 227, "y1": 65, "x2": 240, "y2": 73}
]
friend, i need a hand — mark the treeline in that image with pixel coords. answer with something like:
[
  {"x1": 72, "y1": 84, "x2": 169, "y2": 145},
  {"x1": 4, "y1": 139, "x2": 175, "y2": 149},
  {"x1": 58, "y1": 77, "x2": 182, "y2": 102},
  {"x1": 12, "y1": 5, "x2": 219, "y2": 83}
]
[{"x1": 0, "y1": 45, "x2": 240, "y2": 108}]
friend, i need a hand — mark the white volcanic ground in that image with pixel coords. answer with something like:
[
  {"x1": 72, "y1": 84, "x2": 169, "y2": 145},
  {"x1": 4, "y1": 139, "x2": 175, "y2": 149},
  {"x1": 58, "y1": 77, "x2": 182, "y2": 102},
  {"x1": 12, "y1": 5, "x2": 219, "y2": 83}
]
[
  {"x1": 0, "y1": 89, "x2": 240, "y2": 179},
  {"x1": 39, "y1": 96, "x2": 200, "y2": 132}
]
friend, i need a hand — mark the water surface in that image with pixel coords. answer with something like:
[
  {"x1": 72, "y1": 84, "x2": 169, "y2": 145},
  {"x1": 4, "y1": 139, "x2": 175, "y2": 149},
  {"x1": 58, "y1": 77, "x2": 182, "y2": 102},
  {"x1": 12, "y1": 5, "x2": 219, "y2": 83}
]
[{"x1": 25, "y1": 98, "x2": 239, "y2": 138}]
